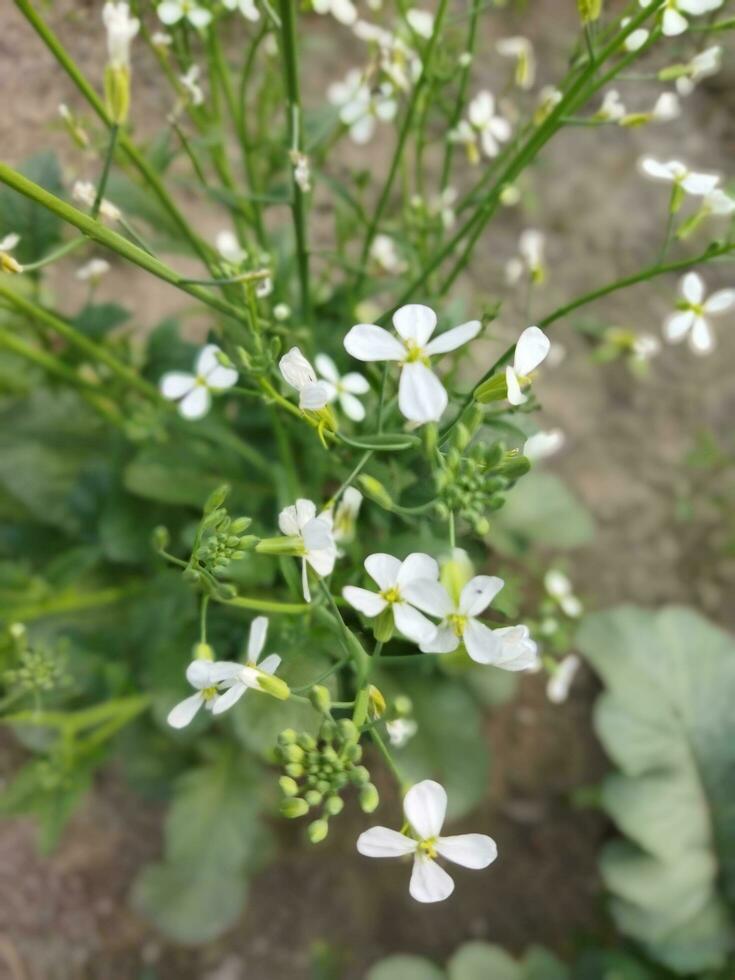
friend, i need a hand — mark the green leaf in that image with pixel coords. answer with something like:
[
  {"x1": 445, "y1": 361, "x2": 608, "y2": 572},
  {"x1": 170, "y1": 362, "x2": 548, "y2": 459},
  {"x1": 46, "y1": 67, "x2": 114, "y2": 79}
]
[
  {"x1": 492, "y1": 473, "x2": 595, "y2": 552},
  {"x1": 0, "y1": 151, "x2": 64, "y2": 263},
  {"x1": 339, "y1": 432, "x2": 421, "y2": 451},
  {"x1": 448, "y1": 943, "x2": 521, "y2": 980},
  {"x1": 71, "y1": 303, "x2": 130, "y2": 340},
  {"x1": 366, "y1": 955, "x2": 445, "y2": 980},
  {"x1": 577, "y1": 605, "x2": 735, "y2": 973}
]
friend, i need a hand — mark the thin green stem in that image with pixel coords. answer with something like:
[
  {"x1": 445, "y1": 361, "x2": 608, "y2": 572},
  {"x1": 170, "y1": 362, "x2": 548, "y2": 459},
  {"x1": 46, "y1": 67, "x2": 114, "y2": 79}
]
[
  {"x1": 92, "y1": 124, "x2": 119, "y2": 219},
  {"x1": 216, "y1": 594, "x2": 310, "y2": 615},
  {"x1": 369, "y1": 728, "x2": 407, "y2": 790},
  {"x1": 328, "y1": 451, "x2": 373, "y2": 508},
  {"x1": 200, "y1": 595, "x2": 210, "y2": 644},
  {"x1": 19, "y1": 237, "x2": 87, "y2": 272}
]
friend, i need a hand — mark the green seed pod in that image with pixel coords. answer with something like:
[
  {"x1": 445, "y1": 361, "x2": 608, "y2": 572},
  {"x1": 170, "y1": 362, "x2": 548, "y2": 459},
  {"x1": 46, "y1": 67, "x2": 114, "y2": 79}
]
[
  {"x1": 308, "y1": 819, "x2": 329, "y2": 844},
  {"x1": 359, "y1": 783, "x2": 380, "y2": 813},
  {"x1": 279, "y1": 776, "x2": 299, "y2": 798},
  {"x1": 280, "y1": 797, "x2": 309, "y2": 819}
]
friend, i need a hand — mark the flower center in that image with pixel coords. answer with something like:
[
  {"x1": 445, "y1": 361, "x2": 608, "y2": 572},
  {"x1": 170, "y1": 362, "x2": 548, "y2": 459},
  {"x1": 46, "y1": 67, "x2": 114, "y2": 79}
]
[
  {"x1": 201, "y1": 686, "x2": 218, "y2": 702},
  {"x1": 448, "y1": 613, "x2": 468, "y2": 637},
  {"x1": 381, "y1": 586, "x2": 402, "y2": 605},
  {"x1": 402, "y1": 340, "x2": 429, "y2": 365},
  {"x1": 418, "y1": 837, "x2": 438, "y2": 859}
]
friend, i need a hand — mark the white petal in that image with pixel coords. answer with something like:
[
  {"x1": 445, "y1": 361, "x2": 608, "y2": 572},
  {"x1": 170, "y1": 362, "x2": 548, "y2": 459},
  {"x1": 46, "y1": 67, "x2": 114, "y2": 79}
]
[
  {"x1": 410, "y1": 854, "x2": 455, "y2": 903},
  {"x1": 196, "y1": 344, "x2": 224, "y2": 377},
  {"x1": 211, "y1": 682, "x2": 247, "y2": 715},
  {"x1": 480, "y1": 130, "x2": 500, "y2": 158},
  {"x1": 300, "y1": 381, "x2": 330, "y2": 410},
  {"x1": 514, "y1": 325, "x2": 550, "y2": 375},
  {"x1": 344, "y1": 324, "x2": 405, "y2": 361},
  {"x1": 365, "y1": 553, "x2": 401, "y2": 590},
  {"x1": 207, "y1": 661, "x2": 247, "y2": 683},
  {"x1": 342, "y1": 586, "x2": 388, "y2": 617},
  {"x1": 505, "y1": 365, "x2": 526, "y2": 405},
  {"x1": 402, "y1": 579, "x2": 454, "y2": 617},
  {"x1": 350, "y1": 115, "x2": 376, "y2": 144},
  {"x1": 393, "y1": 602, "x2": 437, "y2": 644},
  {"x1": 397, "y1": 553, "x2": 440, "y2": 587},
  {"x1": 167, "y1": 692, "x2": 204, "y2": 728},
  {"x1": 681, "y1": 272, "x2": 704, "y2": 305},
  {"x1": 464, "y1": 619, "x2": 503, "y2": 665},
  {"x1": 305, "y1": 546, "x2": 337, "y2": 577},
  {"x1": 420, "y1": 624, "x2": 460, "y2": 654},
  {"x1": 404, "y1": 779, "x2": 447, "y2": 839},
  {"x1": 435, "y1": 833, "x2": 498, "y2": 869},
  {"x1": 339, "y1": 391, "x2": 366, "y2": 421},
  {"x1": 662, "y1": 7, "x2": 688, "y2": 35},
  {"x1": 186, "y1": 659, "x2": 214, "y2": 688},
  {"x1": 459, "y1": 575, "x2": 504, "y2": 617},
  {"x1": 488, "y1": 116, "x2": 512, "y2": 142},
  {"x1": 258, "y1": 653, "x2": 281, "y2": 675},
  {"x1": 357, "y1": 826, "x2": 417, "y2": 858},
  {"x1": 302, "y1": 516, "x2": 334, "y2": 552},
  {"x1": 689, "y1": 316, "x2": 715, "y2": 354},
  {"x1": 341, "y1": 371, "x2": 370, "y2": 394},
  {"x1": 302, "y1": 559, "x2": 311, "y2": 602},
  {"x1": 179, "y1": 386, "x2": 211, "y2": 419},
  {"x1": 160, "y1": 371, "x2": 196, "y2": 400},
  {"x1": 424, "y1": 320, "x2": 481, "y2": 356},
  {"x1": 295, "y1": 499, "x2": 317, "y2": 527},
  {"x1": 493, "y1": 625, "x2": 539, "y2": 671},
  {"x1": 639, "y1": 156, "x2": 675, "y2": 181},
  {"x1": 278, "y1": 504, "x2": 300, "y2": 536},
  {"x1": 248, "y1": 616, "x2": 268, "y2": 661},
  {"x1": 314, "y1": 353, "x2": 340, "y2": 383},
  {"x1": 392, "y1": 304, "x2": 437, "y2": 345},
  {"x1": 681, "y1": 172, "x2": 720, "y2": 195},
  {"x1": 664, "y1": 310, "x2": 695, "y2": 342},
  {"x1": 187, "y1": 6, "x2": 213, "y2": 28},
  {"x1": 157, "y1": 1, "x2": 184, "y2": 25},
  {"x1": 207, "y1": 364, "x2": 238, "y2": 389},
  {"x1": 399, "y1": 362, "x2": 447, "y2": 423},
  {"x1": 704, "y1": 289, "x2": 735, "y2": 314}
]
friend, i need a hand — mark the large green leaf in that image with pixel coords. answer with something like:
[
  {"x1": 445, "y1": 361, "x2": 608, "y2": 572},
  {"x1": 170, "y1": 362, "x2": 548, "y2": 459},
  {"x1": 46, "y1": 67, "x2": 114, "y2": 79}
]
[
  {"x1": 492, "y1": 473, "x2": 595, "y2": 552},
  {"x1": 448, "y1": 943, "x2": 568, "y2": 980},
  {"x1": 577, "y1": 606, "x2": 735, "y2": 973},
  {"x1": 366, "y1": 956, "x2": 445, "y2": 980}
]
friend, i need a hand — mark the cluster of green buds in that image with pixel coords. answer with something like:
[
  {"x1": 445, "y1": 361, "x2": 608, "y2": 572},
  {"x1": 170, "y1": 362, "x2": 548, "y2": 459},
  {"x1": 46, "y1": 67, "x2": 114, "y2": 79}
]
[
  {"x1": 277, "y1": 713, "x2": 378, "y2": 844},
  {"x1": 192, "y1": 485, "x2": 258, "y2": 576},
  {"x1": 435, "y1": 426, "x2": 530, "y2": 534},
  {"x1": 3, "y1": 624, "x2": 70, "y2": 699}
]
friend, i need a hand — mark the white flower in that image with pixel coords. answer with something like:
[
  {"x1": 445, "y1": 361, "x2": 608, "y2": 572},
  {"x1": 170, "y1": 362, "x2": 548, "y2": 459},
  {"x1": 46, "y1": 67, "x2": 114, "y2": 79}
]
[
  {"x1": 0, "y1": 233, "x2": 20, "y2": 253},
  {"x1": 76, "y1": 258, "x2": 111, "y2": 282},
  {"x1": 544, "y1": 569, "x2": 583, "y2": 618},
  {"x1": 205, "y1": 617, "x2": 282, "y2": 715},
  {"x1": 160, "y1": 343, "x2": 238, "y2": 419},
  {"x1": 223, "y1": 0, "x2": 260, "y2": 21},
  {"x1": 72, "y1": 180, "x2": 121, "y2": 222},
  {"x1": 651, "y1": 91, "x2": 680, "y2": 122},
  {"x1": 357, "y1": 779, "x2": 497, "y2": 903},
  {"x1": 431, "y1": 186, "x2": 457, "y2": 230},
  {"x1": 663, "y1": 271, "x2": 735, "y2": 355},
  {"x1": 344, "y1": 304, "x2": 481, "y2": 424},
  {"x1": 639, "y1": 157, "x2": 719, "y2": 196},
  {"x1": 621, "y1": 17, "x2": 649, "y2": 50},
  {"x1": 505, "y1": 325, "x2": 551, "y2": 406},
  {"x1": 632, "y1": 334, "x2": 661, "y2": 361},
  {"x1": 157, "y1": 0, "x2": 212, "y2": 29},
  {"x1": 506, "y1": 229, "x2": 546, "y2": 285},
  {"x1": 167, "y1": 658, "x2": 223, "y2": 728},
  {"x1": 353, "y1": 20, "x2": 421, "y2": 92},
  {"x1": 256, "y1": 276, "x2": 273, "y2": 298},
  {"x1": 451, "y1": 91, "x2": 511, "y2": 163},
  {"x1": 314, "y1": 353, "x2": 369, "y2": 422},
  {"x1": 343, "y1": 552, "x2": 440, "y2": 644},
  {"x1": 406, "y1": 574, "x2": 539, "y2": 670},
  {"x1": 675, "y1": 45, "x2": 722, "y2": 96},
  {"x1": 702, "y1": 188, "x2": 735, "y2": 216},
  {"x1": 534, "y1": 85, "x2": 562, "y2": 124},
  {"x1": 642, "y1": 0, "x2": 724, "y2": 37},
  {"x1": 278, "y1": 499, "x2": 337, "y2": 601},
  {"x1": 216, "y1": 230, "x2": 247, "y2": 264},
  {"x1": 386, "y1": 717, "x2": 417, "y2": 747},
  {"x1": 0, "y1": 233, "x2": 22, "y2": 273},
  {"x1": 290, "y1": 151, "x2": 312, "y2": 193},
  {"x1": 332, "y1": 486, "x2": 363, "y2": 544},
  {"x1": 102, "y1": 2, "x2": 140, "y2": 69},
  {"x1": 546, "y1": 654, "x2": 581, "y2": 704},
  {"x1": 274, "y1": 303, "x2": 291, "y2": 321},
  {"x1": 313, "y1": 0, "x2": 357, "y2": 24},
  {"x1": 496, "y1": 36, "x2": 535, "y2": 90},
  {"x1": 328, "y1": 69, "x2": 397, "y2": 144},
  {"x1": 595, "y1": 89, "x2": 626, "y2": 122},
  {"x1": 370, "y1": 234, "x2": 407, "y2": 275},
  {"x1": 152, "y1": 31, "x2": 172, "y2": 47},
  {"x1": 179, "y1": 65, "x2": 204, "y2": 106},
  {"x1": 524, "y1": 428, "x2": 565, "y2": 461},
  {"x1": 279, "y1": 347, "x2": 330, "y2": 411},
  {"x1": 406, "y1": 8, "x2": 433, "y2": 38}
]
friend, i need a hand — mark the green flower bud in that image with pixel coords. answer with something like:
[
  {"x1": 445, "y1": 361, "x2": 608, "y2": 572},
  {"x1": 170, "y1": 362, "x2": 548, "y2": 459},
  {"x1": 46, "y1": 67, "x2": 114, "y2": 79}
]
[
  {"x1": 368, "y1": 684, "x2": 386, "y2": 719},
  {"x1": 305, "y1": 789, "x2": 323, "y2": 807},
  {"x1": 372, "y1": 608, "x2": 394, "y2": 644},
  {"x1": 359, "y1": 783, "x2": 380, "y2": 813},
  {"x1": 104, "y1": 64, "x2": 131, "y2": 125},
  {"x1": 282, "y1": 743, "x2": 304, "y2": 763},
  {"x1": 152, "y1": 525, "x2": 170, "y2": 551},
  {"x1": 357, "y1": 475, "x2": 394, "y2": 511},
  {"x1": 204, "y1": 484, "x2": 230, "y2": 515},
  {"x1": 337, "y1": 719, "x2": 359, "y2": 744},
  {"x1": 316, "y1": 779, "x2": 331, "y2": 794},
  {"x1": 298, "y1": 733, "x2": 317, "y2": 751},
  {"x1": 285, "y1": 762, "x2": 304, "y2": 779},
  {"x1": 192, "y1": 642, "x2": 214, "y2": 662},
  {"x1": 309, "y1": 685, "x2": 332, "y2": 714},
  {"x1": 257, "y1": 673, "x2": 291, "y2": 700},
  {"x1": 255, "y1": 535, "x2": 304, "y2": 557},
  {"x1": 351, "y1": 765, "x2": 370, "y2": 786},
  {"x1": 343, "y1": 742, "x2": 362, "y2": 763},
  {"x1": 280, "y1": 797, "x2": 309, "y2": 819},
  {"x1": 308, "y1": 819, "x2": 329, "y2": 844},
  {"x1": 324, "y1": 795, "x2": 344, "y2": 816},
  {"x1": 278, "y1": 728, "x2": 298, "y2": 745},
  {"x1": 320, "y1": 720, "x2": 337, "y2": 741},
  {"x1": 577, "y1": 0, "x2": 602, "y2": 24},
  {"x1": 394, "y1": 695, "x2": 413, "y2": 716},
  {"x1": 279, "y1": 776, "x2": 299, "y2": 797}
]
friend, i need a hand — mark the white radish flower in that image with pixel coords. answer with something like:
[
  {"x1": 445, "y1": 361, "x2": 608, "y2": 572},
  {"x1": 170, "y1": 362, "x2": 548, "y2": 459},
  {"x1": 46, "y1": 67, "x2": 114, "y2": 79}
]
[
  {"x1": 157, "y1": 0, "x2": 212, "y2": 29},
  {"x1": 496, "y1": 36, "x2": 535, "y2": 90},
  {"x1": 370, "y1": 234, "x2": 407, "y2": 275},
  {"x1": 524, "y1": 428, "x2": 565, "y2": 461},
  {"x1": 328, "y1": 70, "x2": 397, "y2": 145},
  {"x1": 430, "y1": 186, "x2": 457, "y2": 230},
  {"x1": 385, "y1": 717, "x2": 417, "y2": 747},
  {"x1": 533, "y1": 85, "x2": 562, "y2": 124},
  {"x1": 406, "y1": 8, "x2": 434, "y2": 38},
  {"x1": 278, "y1": 499, "x2": 337, "y2": 601},
  {"x1": 344, "y1": 304, "x2": 481, "y2": 424},
  {"x1": 505, "y1": 325, "x2": 551, "y2": 406},
  {"x1": 621, "y1": 17, "x2": 649, "y2": 50},
  {"x1": 290, "y1": 151, "x2": 312, "y2": 193},
  {"x1": 160, "y1": 343, "x2": 238, "y2": 419},
  {"x1": 675, "y1": 45, "x2": 722, "y2": 96},
  {"x1": 506, "y1": 229, "x2": 546, "y2": 285},
  {"x1": 179, "y1": 65, "x2": 204, "y2": 106},
  {"x1": 256, "y1": 275, "x2": 273, "y2": 298},
  {"x1": 595, "y1": 90, "x2": 626, "y2": 122},
  {"x1": 650, "y1": 91, "x2": 680, "y2": 122},
  {"x1": 72, "y1": 180, "x2": 121, "y2": 222},
  {"x1": 702, "y1": 188, "x2": 735, "y2": 217},
  {"x1": 342, "y1": 552, "x2": 440, "y2": 644},
  {"x1": 332, "y1": 486, "x2": 363, "y2": 544},
  {"x1": 314, "y1": 353, "x2": 369, "y2": 422},
  {"x1": 152, "y1": 32, "x2": 172, "y2": 47},
  {"x1": 631, "y1": 334, "x2": 661, "y2": 362},
  {"x1": 643, "y1": 0, "x2": 724, "y2": 38},
  {"x1": 205, "y1": 617, "x2": 283, "y2": 715},
  {"x1": 0, "y1": 233, "x2": 22, "y2": 273},
  {"x1": 313, "y1": 0, "x2": 358, "y2": 25},
  {"x1": 76, "y1": 258, "x2": 111, "y2": 282},
  {"x1": 546, "y1": 653, "x2": 581, "y2": 704},
  {"x1": 279, "y1": 347, "x2": 330, "y2": 411},
  {"x1": 544, "y1": 569, "x2": 583, "y2": 618},
  {"x1": 663, "y1": 272, "x2": 735, "y2": 355},
  {"x1": 639, "y1": 157, "x2": 719, "y2": 197},
  {"x1": 451, "y1": 91, "x2": 511, "y2": 163},
  {"x1": 223, "y1": 0, "x2": 260, "y2": 21},
  {"x1": 216, "y1": 230, "x2": 248, "y2": 265},
  {"x1": 167, "y1": 658, "x2": 224, "y2": 729},
  {"x1": 357, "y1": 780, "x2": 497, "y2": 903},
  {"x1": 102, "y1": 2, "x2": 140, "y2": 69}
]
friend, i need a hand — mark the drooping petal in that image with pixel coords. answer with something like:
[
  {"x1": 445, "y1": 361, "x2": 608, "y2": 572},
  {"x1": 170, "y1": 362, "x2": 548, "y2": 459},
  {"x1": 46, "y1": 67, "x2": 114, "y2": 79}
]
[
  {"x1": 339, "y1": 391, "x2": 366, "y2": 422},
  {"x1": 404, "y1": 779, "x2": 447, "y2": 839},
  {"x1": 420, "y1": 624, "x2": 461, "y2": 654},
  {"x1": 314, "y1": 352, "x2": 340, "y2": 383},
  {"x1": 356, "y1": 826, "x2": 417, "y2": 858},
  {"x1": 435, "y1": 833, "x2": 498, "y2": 869},
  {"x1": 160, "y1": 371, "x2": 196, "y2": 400},
  {"x1": 689, "y1": 316, "x2": 715, "y2": 355},
  {"x1": 392, "y1": 304, "x2": 437, "y2": 345},
  {"x1": 663, "y1": 310, "x2": 695, "y2": 342},
  {"x1": 399, "y1": 361, "x2": 448, "y2": 423},
  {"x1": 514, "y1": 325, "x2": 550, "y2": 375},
  {"x1": 278, "y1": 504, "x2": 300, "y2": 536},
  {"x1": 505, "y1": 365, "x2": 526, "y2": 406},
  {"x1": 393, "y1": 602, "x2": 437, "y2": 644},
  {"x1": 493, "y1": 625, "x2": 539, "y2": 671},
  {"x1": 344, "y1": 324, "x2": 405, "y2": 361},
  {"x1": 341, "y1": 372, "x2": 370, "y2": 394},
  {"x1": 342, "y1": 586, "x2": 388, "y2": 617},
  {"x1": 179, "y1": 385, "x2": 211, "y2": 419},
  {"x1": 365, "y1": 553, "x2": 401, "y2": 590},
  {"x1": 409, "y1": 855, "x2": 455, "y2": 903},
  {"x1": 397, "y1": 553, "x2": 440, "y2": 587},
  {"x1": 704, "y1": 289, "x2": 735, "y2": 314},
  {"x1": 402, "y1": 579, "x2": 454, "y2": 617},
  {"x1": 424, "y1": 320, "x2": 481, "y2": 356},
  {"x1": 464, "y1": 618, "x2": 503, "y2": 665},
  {"x1": 211, "y1": 682, "x2": 248, "y2": 715},
  {"x1": 258, "y1": 653, "x2": 281, "y2": 675},
  {"x1": 459, "y1": 575, "x2": 504, "y2": 617},
  {"x1": 248, "y1": 616, "x2": 268, "y2": 662},
  {"x1": 681, "y1": 272, "x2": 704, "y2": 305},
  {"x1": 167, "y1": 692, "x2": 204, "y2": 728}
]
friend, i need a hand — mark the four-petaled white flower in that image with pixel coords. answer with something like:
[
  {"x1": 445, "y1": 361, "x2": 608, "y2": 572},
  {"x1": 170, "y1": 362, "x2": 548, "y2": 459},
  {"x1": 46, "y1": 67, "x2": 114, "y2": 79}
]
[
  {"x1": 216, "y1": 230, "x2": 248, "y2": 264},
  {"x1": 160, "y1": 343, "x2": 238, "y2": 419},
  {"x1": 451, "y1": 91, "x2": 511, "y2": 163},
  {"x1": 344, "y1": 304, "x2": 481, "y2": 424},
  {"x1": 328, "y1": 69, "x2": 397, "y2": 145},
  {"x1": 72, "y1": 180, "x2": 121, "y2": 222},
  {"x1": 278, "y1": 499, "x2": 337, "y2": 601},
  {"x1": 524, "y1": 428, "x2": 565, "y2": 462},
  {"x1": 639, "y1": 157, "x2": 719, "y2": 197},
  {"x1": 313, "y1": 0, "x2": 357, "y2": 25},
  {"x1": 664, "y1": 272, "x2": 735, "y2": 355},
  {"x1": 343, "y1": 552, "x2": 439, "y2": 643},
  {"x1": 223, "y1": 0, "x2": 260, "y2": 21},
  {"x1": 180, "y1": 65, "x2": 204, "y2": 106},
  {"x1": 357, "y1": 779, "x2": 497, "y2": 903},
  {"x1": 641, "y1": 0, "x2": 723, "y2": 38},
  {"x1": 157, "y1": 0, "x2": 212, "y2": 29},
  {"x1": 314, "y1": 353, "x2": 369, "y2": 422},
  {"x1": 76, "y1": 258, "x2": 111, "y2": 282},
  {"x1": 546, "y1": 653, "x2": 581, "y2": 704},
  {"x1": 102, "y1": 2, "x2": 140, "y2": 69},
  {"x1": 676, "y1": 45, "x2": 721, "y2": 96},
  {"x1": 506, "y1": 326, "x2": 551, "y2": 406},
  {"x1": 544, "y1": 569, "x2": 583, "y2": 618},
  {"x1": 167, "y1": 658, "x2": 224, "y2": 728},
  {"x1": 205, "y1": 617, "x2": 282, "y2": 715},
  {"x1": 496, "y1": 36, "x2": 535, "y2": 90},
  {"x1": 279, "y1": 347, "x2": 330, "y2": 411}
]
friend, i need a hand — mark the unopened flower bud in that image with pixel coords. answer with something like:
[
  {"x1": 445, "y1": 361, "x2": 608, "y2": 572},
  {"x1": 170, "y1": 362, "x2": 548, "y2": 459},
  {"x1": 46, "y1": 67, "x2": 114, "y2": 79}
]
[
  {"x1": 192, "y1": 642, "x2": 214, "y2": 662},
  {"x1": 367, "y1": 685, "x2": 386, "y2": 719},
  {"x1": 280, "y1": 797, "x2": 309, "y2": 818},
  {"x1": 309, "y1": 684, "x2": 332, "y2": 715},
  {"x1": 151, "y1": 525, "x2": 169, "y2": 551},
  {"x1": 279, "y1": 776, "x2": 299, "y2": 797},
  {"x1": 308, "y1": 818, "x2": 329, "y2": 843},
  {"x1": 324, "y1": 795, "x2": 344, "y2": 816},
  {"x1": 257, "y1": 673, "x2": 290, "y2": 701},
  {"x1": 285, "y1": 762, "x2": 304, "y2": 779},
  {"x1": 282, "y1": 743, "x2": 304, "y2": 763},
  {"x1": 305, "y1": 789, "x2": 323, "y2": 807},
  {"x1": 351, "y1": 765, "x2": 370, "y2": 786},
  {"x1": 359, "y1": 783, "x2": 380, "y2": 813},
  {"x1": 357, "y1": 475, "x2": 394, "y2": 511},
  {"x1": 337, "y1": 719, "x2": 359, "y2": 744}
]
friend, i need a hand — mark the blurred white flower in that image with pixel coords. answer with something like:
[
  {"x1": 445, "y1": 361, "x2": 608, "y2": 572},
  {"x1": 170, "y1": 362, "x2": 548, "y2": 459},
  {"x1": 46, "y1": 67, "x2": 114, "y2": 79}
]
[
  {"x1": 595, "y1": 89, "x2": 626, "y2": 122},
  {"x1": 675, "y1": 45, "x2": 722, "y2": 96},
  {"x1": 663, "y1": 271, "x2": 735, "y2": 355},
  {"x1": 650, "y1": 91, "x2": 680, "y2": 122},
  {"x1": 223, "y1": 0, "x2": 260, "y2": 21},
  {"x1": 315, "y1": 353, "x2": 369, "y2": 422},
  {"x1": 328, "y1": 69, "x2": 397, "y2": 144},
  {"x1": 160, "y1": 343, "x2": 238, "y2": 419},
  {"x1": 179, "y1": 64, "x2": 204, "y2": 106},
  {"x1": 157, "y1": 0, "x2": 212, "y2": 29},
  {"x1": 0, "y1": 233, "x2": 22, "y2": 273},
  {"x1": 506, "y1": 229, "x2": 546, "y2": 285},
  {"x1": 370, "y1": 234, "x2": 407, "y2": 274},
  {"x1": 357, "y1": 780, "x2": 497, "y2": 903},
  {"x1": 642, "y1": 0, "x2": 724, "y2": 38},
  {"x1": 273, "y1": 303, "x2": 291, "y2": 321},
  {"x1": 76, "y1": 258, "x2": 111, "y2": 282},
  {"x1": 544, "y1": 569, "x2": 583, "y2": 618},
  {"x1": 72, "y1": 180, "x2": 121, "y2": 222},
  {"x1": 167, "y1": 658, "x2": 222, "y2": 729},
  {"x1": 524, "y1": 429, "x2": 565, "y2": 461},
  {"x1": 496, "y1": 36, "x2": 535, "y2": 90},
  {"x1": 278, "y1": 499, "x2": 336, "y2": 601},
  {"x1": 313, "y1": 0, "x2": 357, "y2": 25},
  {"x1": 621, "y1": 17, "x2": 649, "y2": 50},
  {"x1": 406, "y1": 8, "x2": 433, "y2": 38},
  {"x1": 332, "y1": 486, "x2": 363, "y2": 544},
  {"x1": 546, "y1": 654, "x2": 581, "y2": 704},
  {"x1": 151, "y1": 31, "x2": 172, "y2": 47},
  {"x1": 632, "y1": 334, "x2": 661, "y2": 362},
  {"x1": 102, "y1": 2, "x2": 140, "y2": 69},
  {"x1": 534, "y1": 86, "x2": 562, "y2": 124},
  {"x1": 386, "y1": 717, "x2": 417, "y2": 747},
  {"x1": 702, "y1": 188, "x2": 735, "y2": 217},
  {"x1": 450, "y1": 91, "x2": 511, "y2": 163},
  {"x1": 279, "y1": 347, "x2": 330, "y2": 411},
  {"x1": 639, "y1": 157, "x2": 719, "y2": 197},
  {"x1": 506, "y1": 326, "x2": 551, "y2": 406},
  {"x1": 216, "y1": 230, "x2": 248, "y2": 264}
]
